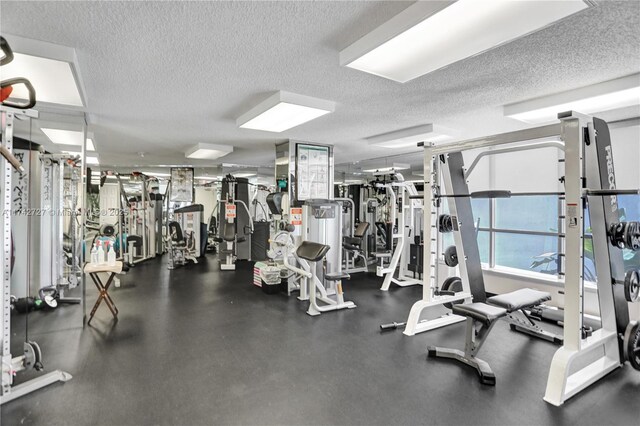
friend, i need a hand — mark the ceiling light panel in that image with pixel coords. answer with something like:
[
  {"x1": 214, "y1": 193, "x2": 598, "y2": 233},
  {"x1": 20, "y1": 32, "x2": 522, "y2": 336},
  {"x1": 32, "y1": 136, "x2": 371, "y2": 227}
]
[
  {"x1": 367, "y1": 124, "x2": 454, "y2": 148},
  {"x1": 340, "y1": 0, "x2": 590, "y2": 83},
  {"x1": 86, "y1": 156, "x2": 99, "y2": 165},
  {"x1": 1, "y1": 35, "x2": 86, "y2": 107},
  {"x1": 237, "y1": 91, "x2": 335, "y2": 133},
  {"x1": 1, "y1": 53, "x2": 83, "y2": 106},
  {"x1": 185, "y1": 143, "x2": 233, "y2": 160},
  {"x1": 363, "y1": 164, "x2": 409, "y2": 173},
  {"x1": 233, "y1": 172, "x2": 257, "y2": 178},
  {"x1": 504, "y1": 73, "x2": 640, "y2": 123},
  {"x1": 41, "y1": 128, "x2": 95, "y2": 150}
]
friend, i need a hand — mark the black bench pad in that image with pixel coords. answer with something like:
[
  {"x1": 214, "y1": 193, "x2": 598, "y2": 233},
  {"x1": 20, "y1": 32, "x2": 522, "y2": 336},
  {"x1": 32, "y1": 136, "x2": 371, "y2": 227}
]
[
  {"x1": 296, "y1": 241, "x2": 330, "y2": 262},
  {"x1": 325, "y1": 272, "x2": 350, "y2": 281},
  {"x1": 452, "y1": 303, "x2": 507, "y2": 325},
  {"x1": 487, "y1": 288, "x2": 551, "y2": 312}
]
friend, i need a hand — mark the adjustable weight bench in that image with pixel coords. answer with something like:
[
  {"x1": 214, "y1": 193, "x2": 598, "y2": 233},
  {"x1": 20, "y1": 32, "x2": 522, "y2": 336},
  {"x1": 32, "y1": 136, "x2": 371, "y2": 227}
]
[{"x1": 428, "y1": 288, "x2": 553, "y2": 385}]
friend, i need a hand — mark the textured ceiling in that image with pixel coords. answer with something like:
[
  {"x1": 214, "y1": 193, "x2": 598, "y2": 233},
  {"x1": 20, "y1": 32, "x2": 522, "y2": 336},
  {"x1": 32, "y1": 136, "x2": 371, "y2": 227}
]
[{"x1": 1, "y1": 1, "x2": 639, "y2": 171}]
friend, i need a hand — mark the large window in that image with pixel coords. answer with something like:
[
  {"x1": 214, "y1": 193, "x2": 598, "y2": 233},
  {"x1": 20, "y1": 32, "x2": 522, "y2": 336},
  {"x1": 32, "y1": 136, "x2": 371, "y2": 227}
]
[
  {"x1": 452, "y1": 194, "x2": 640, "y2": 278},
  {"x1": 477, "y1": 195, "x2": 562, "y2": 276}
]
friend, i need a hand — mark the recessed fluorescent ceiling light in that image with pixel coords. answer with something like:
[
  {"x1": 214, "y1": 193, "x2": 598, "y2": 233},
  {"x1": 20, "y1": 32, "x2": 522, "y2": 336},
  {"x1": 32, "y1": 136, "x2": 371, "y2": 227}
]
[
  {"x1": 237, "y1": 91, "x2": 335, "y2": 133},
  {"x1": 86, "y1": 156, "x2": 99, "y2": 165},
  {"x1": 1, "y1": 35, "x2": 85, "y2": 106},
  {"x1": 233, "y1": 172, "x2": 257, "y2": 178},
  {"x1": 367, "y1": 124, "x2": 454, "y2": 148},
  {"x1": 504, "y1": 73, "x2": 640, "y2": 124},
  {"x1": 185, "y1": 143, "x2": 233, "y2": 160},
  {"x1": 340, "y1": 0, "x2": 590, "y2": 83},
  {"x1": 41, "y1": 128, "x2": 95, "y2": 150},
  {"x1": 363, "y1": 164, "x2": 409, "y2": 173},
  {"x1": 141, "y1": 171, "x2": 171, "y2": 177}
]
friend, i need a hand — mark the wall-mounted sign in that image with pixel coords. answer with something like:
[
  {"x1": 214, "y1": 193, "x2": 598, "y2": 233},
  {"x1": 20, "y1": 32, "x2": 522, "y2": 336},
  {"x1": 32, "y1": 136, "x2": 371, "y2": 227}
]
[
  {"x1": 225, "y1": 203, "x2": 237, "y2": 219},
  {"x1": 296, "y1": 144, "x2": 329, "y2": 201},
  {"x1": 170, "y1": 167, "x2": 194, "y2": 202},
  {"x1": 290, "y1": 207, "x2": 303, "y2": 225}
]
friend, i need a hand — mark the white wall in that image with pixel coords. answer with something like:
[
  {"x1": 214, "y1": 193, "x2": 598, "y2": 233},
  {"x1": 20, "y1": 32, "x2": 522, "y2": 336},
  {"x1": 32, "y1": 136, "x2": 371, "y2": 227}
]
[{"x1": 195, "y1": 187, "x2": 218, "y2": 223}]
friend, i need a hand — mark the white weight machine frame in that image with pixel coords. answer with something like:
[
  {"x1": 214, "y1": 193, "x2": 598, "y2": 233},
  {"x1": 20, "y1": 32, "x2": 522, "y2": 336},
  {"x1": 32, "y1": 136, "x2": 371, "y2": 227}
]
[
  {"x1": 377, "y1": 173, "x2": 424, "y2": 291},
  {"x1": 403, "y1": 110, "x2": 634, "y2": 406},
  {"x1": 1, "y1": 106, "x2": 71, "y2": 405}
]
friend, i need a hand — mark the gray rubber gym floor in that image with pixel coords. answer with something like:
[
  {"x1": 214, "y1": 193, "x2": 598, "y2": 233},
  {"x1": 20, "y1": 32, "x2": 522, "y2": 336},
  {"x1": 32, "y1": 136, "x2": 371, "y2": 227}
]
[{"x1": 2, "y1": 256, "x2": 639, "y2": 425}]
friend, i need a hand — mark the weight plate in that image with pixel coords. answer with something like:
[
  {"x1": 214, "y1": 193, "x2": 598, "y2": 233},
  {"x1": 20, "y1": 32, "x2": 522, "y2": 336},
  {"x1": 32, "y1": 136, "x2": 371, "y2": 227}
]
[
  {"x1": 442, "y1": 276, "x2": 463, "y2": 310},
  {"x1": 438, "y1": 214, "x2": 453, "y2": 233},
  {"x1": 444, "y1": 245, "x2": 458, "y2": 267},
  {"x1": 624, "y1": 269, "x2": 640, "y2": 303},
  {"x1": 623, "y1": 321, "x2": 640, "y2": 371}
]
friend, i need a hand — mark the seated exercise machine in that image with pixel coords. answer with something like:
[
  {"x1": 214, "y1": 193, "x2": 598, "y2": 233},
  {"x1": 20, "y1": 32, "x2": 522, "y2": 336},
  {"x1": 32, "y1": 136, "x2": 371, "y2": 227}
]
[
  {"x1": 342, "y1": 221, "x2": 370, "y2": 274},
  {"x1": 418, "y1": 112, "x2": 639, "y2": 405},
  {"x1": 167, "y1": 221, "x2": 198, "y2": 269},
  {"x1": 269, "y1": 200, "x2": 357, "y2": 316},
  {"x1": 214, "y1": 219, "x2": 246, "y2": 271},
  {"x1": 373, "y1": 172, "x2": 424, "y2": 290},
  {"x1": 278, "y1": 237, "x2": 355, "y2": 316},
  {"x1": 216, "y1": 195, "x2": 253, "y2": 271}
]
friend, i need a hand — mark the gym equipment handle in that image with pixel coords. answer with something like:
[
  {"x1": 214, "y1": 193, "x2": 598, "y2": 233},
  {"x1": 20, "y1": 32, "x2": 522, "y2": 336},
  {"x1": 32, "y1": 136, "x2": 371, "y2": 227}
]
[
  {"x1": 0, "y1": 145, "x2": 25, "y2": 173},
  {"x1": 1, "y1": 36, "x2": 14, "y2": 66},
  {"x1": 1, "y1": 77, "x2": 37, "y2": 109}
]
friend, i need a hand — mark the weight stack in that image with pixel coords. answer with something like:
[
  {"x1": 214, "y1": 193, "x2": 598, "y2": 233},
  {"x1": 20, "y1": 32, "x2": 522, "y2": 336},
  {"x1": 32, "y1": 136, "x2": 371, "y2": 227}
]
[{"x1": 251, "y1": 221, "x2": 270, "y2": 261}]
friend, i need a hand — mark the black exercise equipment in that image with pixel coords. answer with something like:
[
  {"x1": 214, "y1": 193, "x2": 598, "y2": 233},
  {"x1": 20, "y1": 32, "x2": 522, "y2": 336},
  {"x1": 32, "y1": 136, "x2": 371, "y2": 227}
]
[
  {"x1": 624, "y1": 269, "x2": 640, "y2": 303},
  {"x1": 440, "y1": 276, "x2": 463, "y2": 309},
  {"x1": 428, "y1": 288, "x2": 553, "y2": 385},
  {"x1": 296, "y1": 241, "x2": 331, "y2": 263},
  {"x1": 266, "y1": 192, "x2": 284, "y2": 215},
  {"x1": 443, "y1": 245, "x2": 458, "y2": 267},
  {"x1": 38, "y1": 287, "x2": 59, "y2": 309},
  {"x1": 1, "y1": 36, "x2": 37, "y2": 110},
  {"x1": 438, "y1": 214, "x2": 454, "y2": 233},
  {"x1": 624, "y1": 321, "x2": 640, "y2": 371},
  {"x1": 1, "y1": 36, "x2": 14, "y2": 66},
  {"x1": 609, "y1": 221, "x2": 640, "y2": 251}
]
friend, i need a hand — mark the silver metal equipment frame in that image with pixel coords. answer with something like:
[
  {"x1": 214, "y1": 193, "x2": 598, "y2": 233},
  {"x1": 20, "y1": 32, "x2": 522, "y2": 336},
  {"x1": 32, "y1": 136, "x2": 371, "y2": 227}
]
[
  {"x1": 378, "y1": 173, "x2": 423, "y2": 290},
  {"x1": 1, "y1": 106, "x2": 71, "y2": 405}
]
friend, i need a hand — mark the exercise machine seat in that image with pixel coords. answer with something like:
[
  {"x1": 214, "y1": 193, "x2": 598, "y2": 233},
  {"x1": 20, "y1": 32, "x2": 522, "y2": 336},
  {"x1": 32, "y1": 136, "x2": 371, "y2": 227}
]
[
  {"x1": 343, "y1": 222, "x2": 371, "y2": 251},
  {"x1": 487, "y1": 288, "x2": 551, "y2": 312},
  {"x1": 214, "y1": 221, "x2": 236, "y2": 243},
  {"x1": 354, "y1": 222, "x2": 370, "y2": 238},
  {"x1": 325, "y1": 272, "x2": 350, "y2": 281},
  {"x1": 127, "y1": 235, "x2": 143, "y2": 247},
  {"x1": 452, "y1": 303, "x2": 507, "y2": 326},
  {"x1": 296, "y1": 241, "x2": 330, "y2": 262},
  {"x1": 168, "y1": 222, "x2": 186, "y2": 247}
]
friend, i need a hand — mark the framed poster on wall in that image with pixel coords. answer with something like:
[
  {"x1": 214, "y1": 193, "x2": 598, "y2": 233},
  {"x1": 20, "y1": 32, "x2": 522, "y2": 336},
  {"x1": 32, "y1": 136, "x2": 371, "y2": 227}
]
[
  {"x1": 170, "y1": 167, "x2": 194, "y2": 202},
  {"x1": 296, "y1": 144, "x2": 330, "y2": 201}
]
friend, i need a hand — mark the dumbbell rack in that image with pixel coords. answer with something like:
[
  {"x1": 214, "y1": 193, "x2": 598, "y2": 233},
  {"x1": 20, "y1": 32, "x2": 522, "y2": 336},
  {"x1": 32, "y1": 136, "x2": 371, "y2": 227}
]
[{"x1": 1, "y1": 106, "x2": 71, "y2": 405}]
